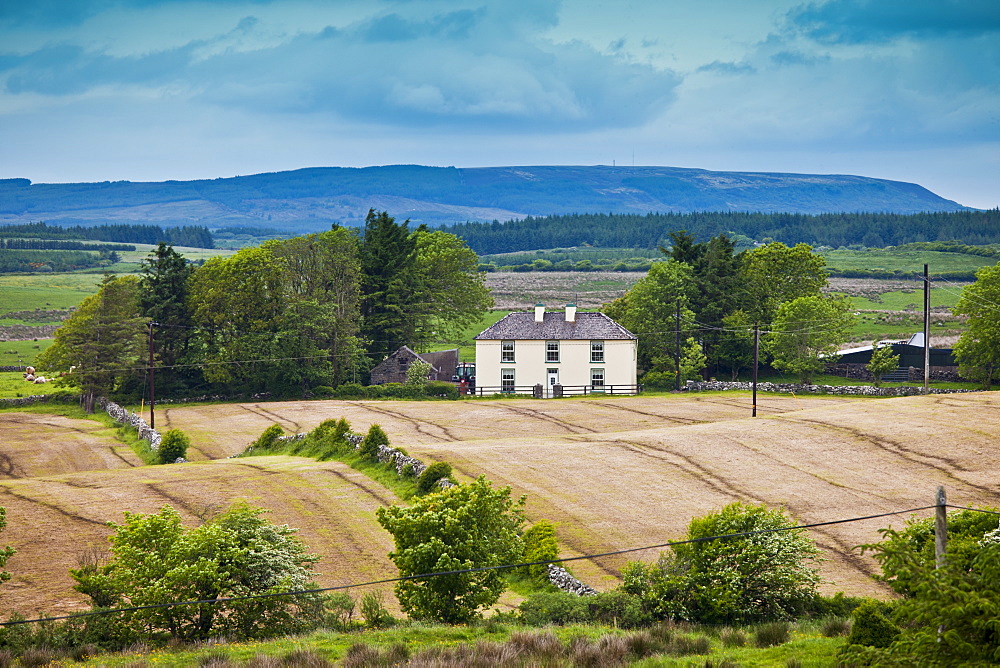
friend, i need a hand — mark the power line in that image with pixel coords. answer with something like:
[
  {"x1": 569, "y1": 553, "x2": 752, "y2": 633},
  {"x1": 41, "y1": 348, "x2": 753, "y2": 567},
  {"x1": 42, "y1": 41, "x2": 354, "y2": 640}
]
[{"x1": 0, "y1": 504, "x2": 939, "y2": 628}]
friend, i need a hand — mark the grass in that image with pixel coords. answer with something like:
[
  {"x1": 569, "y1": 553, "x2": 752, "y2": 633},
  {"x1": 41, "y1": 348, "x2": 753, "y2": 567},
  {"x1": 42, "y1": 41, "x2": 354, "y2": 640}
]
[
  {"x1": 421, "y1": 310, "x2": 512, "y2": 362},
  {"x1": 820, "y1": 248, "x2": 994, "y2": 274},
  {"x1": 0, "y1": 339, "x2": 52, "y2": 367},
  {"x1": 67, "y1": 619, "x2": 848, "y2": 667}
]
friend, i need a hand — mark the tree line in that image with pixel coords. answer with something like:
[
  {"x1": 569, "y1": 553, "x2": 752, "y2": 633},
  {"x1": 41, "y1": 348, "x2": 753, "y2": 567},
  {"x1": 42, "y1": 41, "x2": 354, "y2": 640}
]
[
  {"x1": 36, "y1": 211, "x2": 491, "y2": 409},
  {"x1": 0, "y1": 239, "x2": 136, "y2": 251},
  {"x1": 0, "y1": 249, "x2": 120, "y2": 273},
  {"x1": 441, "y1": 210, "x2": 1000, "y2": 255},
  {"x1": 605, "y1": 232, "x2": 854, "y2": 384},
  {"x1": 0, "y1": 222, "x2": 214, "y2": 248}
]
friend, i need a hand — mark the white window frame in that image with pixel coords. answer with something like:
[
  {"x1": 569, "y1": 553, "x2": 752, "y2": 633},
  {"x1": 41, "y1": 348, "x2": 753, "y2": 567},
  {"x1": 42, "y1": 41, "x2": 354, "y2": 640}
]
[
  {"x1": 501, "y1": 368, "x2": 516, "y2": 393},
  {"x1": 591, "y1": 340, "x2": 604, "y2": 363},
  {"x1": 501, "y1": 340, "x2": 515, "y2": 363},
  {"x1": 546, "y1": 340, "x2": 560, "y2": 363},
  {"x1": 591, "y1": 368, "x2": 605, "y2": 391}
]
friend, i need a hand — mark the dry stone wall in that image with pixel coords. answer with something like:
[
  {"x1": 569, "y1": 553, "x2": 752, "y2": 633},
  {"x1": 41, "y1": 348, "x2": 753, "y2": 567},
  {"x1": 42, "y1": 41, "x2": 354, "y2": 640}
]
[
  {"x1": 99, "y1": 398, "x2": 161, "y2": 450},
  {"x1": 685, "y1": 380, "x2": 973, "y2": 396},
  {"x1": 547, "y1": 564, "x2": 596, "y2": 596}
]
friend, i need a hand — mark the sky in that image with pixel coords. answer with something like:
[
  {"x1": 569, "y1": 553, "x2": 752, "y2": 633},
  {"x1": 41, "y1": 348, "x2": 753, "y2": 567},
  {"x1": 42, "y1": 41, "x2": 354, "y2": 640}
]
[{"x1": 0, "y1": 0, "x2": 997, "y2": 209}]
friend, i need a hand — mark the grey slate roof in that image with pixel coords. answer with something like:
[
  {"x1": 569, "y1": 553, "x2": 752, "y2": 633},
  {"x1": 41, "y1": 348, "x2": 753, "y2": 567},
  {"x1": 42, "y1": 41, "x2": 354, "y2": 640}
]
[{"x1": 474, "y1": 311, "x2": 637, "y2": 341}]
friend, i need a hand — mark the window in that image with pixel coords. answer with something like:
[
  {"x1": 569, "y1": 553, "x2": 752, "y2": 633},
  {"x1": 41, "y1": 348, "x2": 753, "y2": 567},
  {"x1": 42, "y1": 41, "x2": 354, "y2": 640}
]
[
  {"x1": 501, "y1": 340, "x2": 515, "y2": 363},
  {"x1": 591, "y1": 368, "x2": 605, "y2": 390},
  {"x1": 501, "y1": 369, "x2": 515, "y2": 393},
  {"x1": 546, "y1": 340, "x2": 560, "y2": 363},
  {"x1": 591, "y1": 340, "x2": 604, "y2": 363}
]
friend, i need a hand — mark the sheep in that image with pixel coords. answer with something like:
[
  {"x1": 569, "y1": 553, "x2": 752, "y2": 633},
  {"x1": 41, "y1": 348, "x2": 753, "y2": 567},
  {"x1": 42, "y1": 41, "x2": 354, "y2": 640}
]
[{"x1": 33, "y1": 376, "x2": 49, "y2": 384}]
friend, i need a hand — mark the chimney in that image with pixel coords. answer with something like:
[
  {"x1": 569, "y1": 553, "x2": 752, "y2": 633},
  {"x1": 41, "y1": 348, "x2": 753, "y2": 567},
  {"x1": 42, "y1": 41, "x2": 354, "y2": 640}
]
[
  {"x1": 565, "y1": 303, "x2": 577, "y2": 322},
  {"x1": 534, "y1": 303, "x2": 545, "y2": 322}
]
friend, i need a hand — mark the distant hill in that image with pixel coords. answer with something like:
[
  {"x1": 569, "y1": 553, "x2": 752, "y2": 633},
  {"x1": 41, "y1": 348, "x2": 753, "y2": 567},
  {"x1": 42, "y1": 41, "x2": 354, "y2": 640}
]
[{"x1": 0, "y1": 165, "x2": 969, "y2": 231}]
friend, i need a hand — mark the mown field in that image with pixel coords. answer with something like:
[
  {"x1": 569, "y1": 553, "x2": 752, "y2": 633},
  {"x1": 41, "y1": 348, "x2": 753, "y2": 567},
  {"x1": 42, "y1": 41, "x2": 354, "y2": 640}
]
[
  {"x1": 819, "y1": 248, "x2": 995, "y2": 274},
  {"x1": 3, "y1": 390, "x2": 999, "y2": 621}
]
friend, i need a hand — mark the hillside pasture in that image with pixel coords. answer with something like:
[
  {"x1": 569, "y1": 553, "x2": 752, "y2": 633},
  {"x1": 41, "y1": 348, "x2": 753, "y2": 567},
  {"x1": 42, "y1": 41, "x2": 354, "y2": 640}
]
[
  {"x1": 0, "y1": 412, "x2": 142, "y2": 478},
  {"x1": 399, "y1": 392, "x2": 1000, "y2": 597},
  {"x1": 0, "y1": 455, "x2": 399, "y2": 617}
]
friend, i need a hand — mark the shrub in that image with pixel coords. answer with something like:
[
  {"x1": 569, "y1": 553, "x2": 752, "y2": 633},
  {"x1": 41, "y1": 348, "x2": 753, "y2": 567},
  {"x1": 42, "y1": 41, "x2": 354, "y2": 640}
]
[
  {"x1": 416, "y1": 461, "x2": 453, "y2": 495},
  {"x1": 424, "y1": 381, "x2": 459, "y2": 399},
  {"x1": 376, "y1": 476, "x2": 525, "y2": 624},
  {"x1": 333, "y1": 383, "x2": 367, "y2": 399},
  {"x1": 521, "y1": 520, "x2": 560, "y2": 583},
  {"x1": 519, "y1": 591, "x2": 590, "y2": 626},
  {"x1": 622, "y1": 502, "x2": 821, "y2": 624},
  {"x1": 359, "y1": 591, "x2": 394, "y2": 629},
  {"x1": 720, "y1": 628, "x2": 748, "y2": 647},
  {"x1": 844, "y1": 599, "x2": 899, "y2": 648},
  {"x1": 311, "y1": 385, "x2": 334, "y2": 398},
  {"x1": 157, "y1": 428, "x2": 190, "y2": 464},
  {"x1": 358, "y1": 424, "x2": 389, "y2": 460},
  {"x1": 250, "y1": 424, "x2": 284, "y2": 452}
]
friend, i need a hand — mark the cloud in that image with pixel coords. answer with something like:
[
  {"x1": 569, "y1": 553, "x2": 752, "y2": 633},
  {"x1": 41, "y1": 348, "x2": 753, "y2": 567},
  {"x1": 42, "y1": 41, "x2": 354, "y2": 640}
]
[
  {"x1": 787, "y1": 0, "x2": 1000, "y2": 43},
  {"x1": 0, "y1": 1, "x2": 680, "y2": 132}
]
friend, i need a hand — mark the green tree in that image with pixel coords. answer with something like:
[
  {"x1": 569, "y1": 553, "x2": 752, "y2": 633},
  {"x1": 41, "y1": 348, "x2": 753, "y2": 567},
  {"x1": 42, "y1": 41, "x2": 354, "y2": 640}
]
[
  {"x1": 376, "y1": 476, "x2": 525, "y2": 624},
  {"x1": 739, "y1": 242, "x2": 828, "y2": 325},
  {"x1": 138, "y1": 243, "x2": 195, "y2": 392},
  {"x1": 0, "y1": 507, "x2": 15, "y2": 586},
  {"x1": 953, "y1": 263, "x2": 1000, "y2": 389},
  {"x1": 717, "y1": 310, "x2": 755, "y2": 380},
  {"x1": 405, "y1": 359, "x2": 432, "y2": 386},
  {"x1": 679, "y1": 337, "x2": 708, "y2": 382},
  {"x1": 867, "y1": 343, "x2": 901, "y2": 387},
  {"x1": 603, "y1": 260, "x2": 695, "y2": 374},
  {"x1": 36, "y1": 275, "x2": 147, "y2": 412},
  {"x1": 843, "y1": 515, "x2": 1000, "y2": 665},
  {"x1": 622, "y1": 502, "x2": 821, "y2": 624},
  {"x1": 766, "y1": 295, "x2": 855, "y2": 383},
  {"x1": 157, "y1": 428, "x2": 190, "y2": 464},
  {"x1": 71, "y1": 503, "x2": 322, "y2": 642},
  {"x1": 360, "y1": 210, "x2": 420, "y2": 361},
  {"x1": 412, "y1": 228, "x2": 493, "y2": 342}
]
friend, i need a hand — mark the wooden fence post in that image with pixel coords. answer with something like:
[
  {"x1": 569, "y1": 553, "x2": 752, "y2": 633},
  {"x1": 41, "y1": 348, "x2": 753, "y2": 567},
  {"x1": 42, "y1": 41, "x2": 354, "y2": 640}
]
[{"x1": 935, "y1": 486, "x2": 947, "y2": 569}]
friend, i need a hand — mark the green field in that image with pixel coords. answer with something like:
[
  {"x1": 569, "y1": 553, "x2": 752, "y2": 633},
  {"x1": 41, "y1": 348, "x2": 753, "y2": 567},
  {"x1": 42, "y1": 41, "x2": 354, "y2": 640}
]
[
  {"x1": 820, "y1": 248, "x2": 995, "y2": 274},
  {"x1": 0, "y1": 273, "x2": 103, "y2": 314}
]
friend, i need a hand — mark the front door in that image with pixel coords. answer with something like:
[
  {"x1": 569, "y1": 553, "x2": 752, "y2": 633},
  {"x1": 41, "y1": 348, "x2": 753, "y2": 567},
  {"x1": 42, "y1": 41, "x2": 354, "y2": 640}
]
[{"x1": 547, "y1": 368, "x2": 559, "y2": 396}]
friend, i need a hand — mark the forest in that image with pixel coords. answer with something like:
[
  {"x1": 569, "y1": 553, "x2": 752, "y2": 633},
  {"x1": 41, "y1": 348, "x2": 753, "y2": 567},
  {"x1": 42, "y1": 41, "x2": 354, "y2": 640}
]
[
  {"x1": 0, "y1": 222, "x2": 213, "y2": 248},
  {"x1": 441, "y1": 210, "x2": 1000, "y2": 255}
]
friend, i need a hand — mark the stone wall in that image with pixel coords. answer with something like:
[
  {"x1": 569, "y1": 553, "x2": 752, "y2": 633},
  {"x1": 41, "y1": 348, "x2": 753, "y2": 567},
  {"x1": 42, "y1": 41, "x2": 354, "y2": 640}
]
[
  {"x1": 98, "y1": 398, "x2": 162, "y2": 450},
  {"x1": 547, "y1": 564, "x2": 596, "y2": 596},
  {"x1": 825, "y1": 363, "x2": 965, "y2": 383},
  {"x1": 0, "y1": 394, "x2": 57, "y2": 408},
  {"x1": 685, "y1": 380, "x2": 973, "y2": 396}
]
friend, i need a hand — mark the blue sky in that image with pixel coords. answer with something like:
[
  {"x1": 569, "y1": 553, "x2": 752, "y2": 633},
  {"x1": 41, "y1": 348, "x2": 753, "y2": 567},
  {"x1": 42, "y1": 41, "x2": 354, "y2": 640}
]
[{"x1": 1, "y1": 0, "x2": 997, "y2": 208}]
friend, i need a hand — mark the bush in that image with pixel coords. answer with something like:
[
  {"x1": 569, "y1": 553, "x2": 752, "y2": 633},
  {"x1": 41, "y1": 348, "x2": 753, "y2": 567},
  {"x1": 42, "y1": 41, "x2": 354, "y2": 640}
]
[
  {"x1": 424, "y1": 381, "x2": 459, "y2": 399},
  {"x1": 358, "y1": 424, "x2": 389, "y2": 460},
  {"x1": 416, "y1": 462, "x2": 453, "y2": 495},
  {"x1": 311, "y1": 385, "x2": 334, "y2": 397},
  {"x1": 359, "y1": 591, "x2": 394, "y2": 629},
  {"x1": 521, "y1": 520, "x2": 560, "y2": 583},
  {"x1": 844, "y1": 599, "x2": 899, "y2": 649},
  {"x1": 622, "y1": 502, "x2": 821, "y2": 624},
  {"x1": 519, "y1": 591, "x2": 591, "y2": 626},
  {"x1": 333, "y1": 383, "x2": 367, "y2": 399},
  {"x1": 157, "y1": 428, "x2": 190, "y2": 464},
  {"x1": 250, "y1": 424, "x2": 284, "y2": 452}
]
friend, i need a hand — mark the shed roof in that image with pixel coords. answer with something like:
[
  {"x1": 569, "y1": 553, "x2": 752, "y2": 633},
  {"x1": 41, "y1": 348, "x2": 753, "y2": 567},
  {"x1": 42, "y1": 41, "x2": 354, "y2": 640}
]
[{"x1": 474, "y1": 311, "x2": 636, "y2": 341}]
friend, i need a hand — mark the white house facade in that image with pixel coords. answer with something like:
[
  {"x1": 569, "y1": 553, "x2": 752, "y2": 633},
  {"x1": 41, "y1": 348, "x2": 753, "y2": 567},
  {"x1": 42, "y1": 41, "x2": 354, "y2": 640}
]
[{"x1": 474, "y1": 304, "x2": 638, "y2": 395}]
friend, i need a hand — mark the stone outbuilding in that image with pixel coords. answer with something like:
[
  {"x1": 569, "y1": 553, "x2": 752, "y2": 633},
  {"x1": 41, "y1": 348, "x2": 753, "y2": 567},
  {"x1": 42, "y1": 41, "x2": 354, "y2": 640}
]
[{"x1": 370, "y1": 347, "x2": 460, "y2": 385}]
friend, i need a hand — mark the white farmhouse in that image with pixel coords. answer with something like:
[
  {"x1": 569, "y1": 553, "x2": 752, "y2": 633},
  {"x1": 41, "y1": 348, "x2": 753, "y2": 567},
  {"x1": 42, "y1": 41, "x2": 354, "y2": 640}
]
[{"x1": 474, "y1": 304, "x2": 638, "y2": 396}]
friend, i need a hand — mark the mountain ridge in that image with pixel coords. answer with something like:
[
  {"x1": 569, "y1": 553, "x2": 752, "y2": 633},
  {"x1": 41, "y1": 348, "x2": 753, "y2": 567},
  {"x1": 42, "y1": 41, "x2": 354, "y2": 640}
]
[{"x1": 0, "y1": 165, "x2": 968, "y2": 231}]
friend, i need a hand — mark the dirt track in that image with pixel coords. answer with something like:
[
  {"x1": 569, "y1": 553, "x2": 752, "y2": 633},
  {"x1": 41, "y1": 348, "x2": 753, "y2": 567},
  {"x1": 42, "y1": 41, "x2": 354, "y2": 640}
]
[{"x1": 2, "y1": 391, "x2": 998, "y2": 615}]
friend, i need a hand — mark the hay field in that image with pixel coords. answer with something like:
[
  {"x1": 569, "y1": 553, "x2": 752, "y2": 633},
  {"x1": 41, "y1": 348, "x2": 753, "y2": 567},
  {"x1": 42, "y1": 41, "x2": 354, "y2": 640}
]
[
  {"x1": 2, "y1": 391, "x2": 998, "y2": 617},
  {"x1": 0, "y1": 456, "x2": 398, "y2": 617}
]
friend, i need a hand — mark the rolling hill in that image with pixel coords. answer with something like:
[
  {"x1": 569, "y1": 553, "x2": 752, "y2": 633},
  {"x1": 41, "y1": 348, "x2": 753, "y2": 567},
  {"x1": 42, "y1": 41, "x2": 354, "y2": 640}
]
[
  {"x1": 0, "y1": 165, "x2": 968, "y2": 232},
  {"x1": 2, "y1": 391, "x2": 998, "y2": 618}
]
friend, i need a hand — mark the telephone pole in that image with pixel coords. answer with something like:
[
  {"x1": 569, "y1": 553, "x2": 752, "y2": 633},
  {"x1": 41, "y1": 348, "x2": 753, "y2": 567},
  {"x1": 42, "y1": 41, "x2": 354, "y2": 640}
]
[
  {"x1": 675, "y1": 299, "x2": 681, "y2": 392},
  {"x1": 148, "y1": 322, "x2": 156, "y2": 429},
  {"x1": 752, "y1": 323, "x2": 759, "y2": 417},
  {"x1": 924, "y1": 264, "x2": 931, "y2": 393}
]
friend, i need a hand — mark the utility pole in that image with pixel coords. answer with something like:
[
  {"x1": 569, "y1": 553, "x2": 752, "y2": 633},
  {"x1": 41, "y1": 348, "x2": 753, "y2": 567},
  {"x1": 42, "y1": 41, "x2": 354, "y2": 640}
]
[
  {"x1": 924, "y1": 264, "x2": 931, "y2": 394},
  {"x1": 148, "y1": 322, "x2": 156, "y2": 429},
  {"x1": 752, "y1": 323, "x2": 759, "y2": 417},
  {"x1": 675, "y1": 299, "x2": 681, "y2": 392}
]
